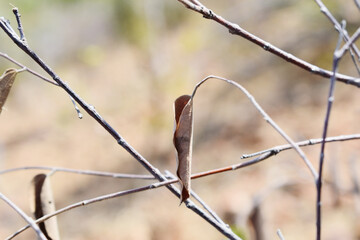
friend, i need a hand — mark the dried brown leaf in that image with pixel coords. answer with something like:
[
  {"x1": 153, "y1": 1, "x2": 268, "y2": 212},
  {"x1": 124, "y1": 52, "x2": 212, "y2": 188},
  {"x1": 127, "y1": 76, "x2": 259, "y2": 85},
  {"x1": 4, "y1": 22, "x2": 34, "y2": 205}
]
[
  {"x1": 173, "y1": 95, "x2": 194, "y2": 203},
  {"x1": 0, "y1": 68, "x2": 18, "y2": 114},
  {"x1": 30, "y1": 174, "x2": 60, "y2": 240}
]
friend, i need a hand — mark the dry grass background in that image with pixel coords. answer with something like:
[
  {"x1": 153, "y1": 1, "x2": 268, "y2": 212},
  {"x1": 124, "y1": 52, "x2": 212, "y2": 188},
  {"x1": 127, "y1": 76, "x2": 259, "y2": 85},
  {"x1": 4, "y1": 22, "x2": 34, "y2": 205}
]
[{"x1": 0, "y1": 0, "x2": 359, "y2": 239}]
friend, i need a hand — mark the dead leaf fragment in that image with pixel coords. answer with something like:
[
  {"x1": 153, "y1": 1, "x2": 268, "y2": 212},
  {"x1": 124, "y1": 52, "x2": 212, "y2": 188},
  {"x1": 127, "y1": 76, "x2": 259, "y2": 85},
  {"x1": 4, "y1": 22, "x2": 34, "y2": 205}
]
[
  {"x1": 173, "y1": 95, "x2": 194, "y2": 203},
  {"x1": 0, "y1": 68, "x2": 18, "y2": 114},
  {"x1": 31, "y1": 174, "x2": 60, "y2": 240}
]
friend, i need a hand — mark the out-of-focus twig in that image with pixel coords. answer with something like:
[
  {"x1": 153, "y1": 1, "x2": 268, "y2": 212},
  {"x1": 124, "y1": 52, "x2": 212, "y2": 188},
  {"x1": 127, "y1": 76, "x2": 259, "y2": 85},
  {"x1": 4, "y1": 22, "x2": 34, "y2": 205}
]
[
  {"x1": 355, "y1": 0, "x2": 360, "y2": 10},
  {"x1": 176, "y1": 0, "x2": 360, "y2": 87},
  {"x1": 248, "y1": 203, "x2": 264, "y2": 240},
  {"x1": 277, "y1": 229, "x2": 286, "y2": 240},
  {"x1": 313, "y1": 0, "x2": 360, "y2": 60},
  {"x1": 349, "y1": 157, "x2": 360, "y2": 214},
  {"x1": 329, "y1": 151, "x2": 341, "y2": 206}
]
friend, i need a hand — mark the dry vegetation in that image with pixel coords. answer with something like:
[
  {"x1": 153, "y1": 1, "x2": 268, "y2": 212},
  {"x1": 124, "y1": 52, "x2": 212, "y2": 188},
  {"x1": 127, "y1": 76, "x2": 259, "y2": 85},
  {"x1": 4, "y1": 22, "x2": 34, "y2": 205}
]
[{"x1": 0, "y1": 0, "x2": 359, "y2": 239}]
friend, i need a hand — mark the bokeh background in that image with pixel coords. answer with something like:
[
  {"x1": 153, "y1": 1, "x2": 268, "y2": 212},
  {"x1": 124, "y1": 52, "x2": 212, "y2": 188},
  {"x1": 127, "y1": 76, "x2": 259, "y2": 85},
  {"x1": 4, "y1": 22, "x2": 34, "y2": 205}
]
[{"x1": 0, "y1": 0, "x2": 359, "y2": 239}]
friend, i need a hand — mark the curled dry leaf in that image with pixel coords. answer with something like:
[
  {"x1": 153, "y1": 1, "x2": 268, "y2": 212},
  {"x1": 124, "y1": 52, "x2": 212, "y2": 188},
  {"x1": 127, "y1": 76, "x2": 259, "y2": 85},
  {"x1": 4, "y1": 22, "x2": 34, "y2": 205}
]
[
  {"x1": 31, "y1": 174, "x2": 60, "y2": 240},
  {"x1": 173, "y1": 95, "x2": 194, "y2": 203},
  {"x1": 0, "y1": 68, "x2": 18, "y2": 114}
]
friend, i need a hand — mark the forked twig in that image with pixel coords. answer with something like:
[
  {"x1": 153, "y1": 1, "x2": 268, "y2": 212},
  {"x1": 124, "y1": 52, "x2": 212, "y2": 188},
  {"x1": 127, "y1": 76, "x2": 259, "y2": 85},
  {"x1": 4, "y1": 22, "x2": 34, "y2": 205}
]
[
  {"x1": 176, "y1": 0, "x2": 360, "y2": 87},
  {"x1": 191, "y1": 75, "x2": 318, "y2": 180},
  {"x1": 8, "y1": 132, "x2": 360, "y2": 239},
  {"x1": 0, "y1": 10, "x2": 240, "y2": 240},
  {"x1": 335, "y1": 27, "x2": 360, "y2": 59},
  {"x1": 241, "y1": 134, "x2": 360, "y2": 159},
  {"x1": 0, "y1": 50, "x2": 84, "y2": 117},
  {"x1": 6, "y1": 173, "x2": 237, "y2": 240},
  {"x1": 0, "y1": 52, "x2": 58, "y2": 86},
  {"x1": 2, "y1": 4, "x2": 359, "y2": 239},
  {"x1": 313, "y1": 0, "x2": 360, "y2": 60},
  {"x1": 165, "y1": 170, "x2": 228, "y2": 227}
]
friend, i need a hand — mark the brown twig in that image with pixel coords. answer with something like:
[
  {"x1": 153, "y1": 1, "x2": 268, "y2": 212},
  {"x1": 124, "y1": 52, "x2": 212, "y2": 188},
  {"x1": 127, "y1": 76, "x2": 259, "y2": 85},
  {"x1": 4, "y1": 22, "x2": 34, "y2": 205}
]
[{"x1": 176, "y1": 0, "x2": 360, "y2": 87}]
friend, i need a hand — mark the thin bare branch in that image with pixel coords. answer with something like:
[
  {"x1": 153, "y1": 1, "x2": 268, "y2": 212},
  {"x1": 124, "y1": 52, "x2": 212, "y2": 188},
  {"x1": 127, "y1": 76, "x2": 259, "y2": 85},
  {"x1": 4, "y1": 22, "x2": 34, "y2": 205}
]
[
  {"x1": 0, "y1": 12, "x2": 240, "y2": 240},
  {"x1": 335, "y1": 27, "x2": 360, "y2": 59},
  {"x1": 0, "y1": 51, "x2": 84, "y2": 117},
  {"x1": 189, "y1": 0, "x2": 205, "y2": 8},
  {"x1": 241, "y1": 134, "x2": 360, "y2": 159},
  {"x1": 0, "y1": 166, "x2": 155, "y2": 179},
  {"x1": 348, "y1": 49, "x2": 360, "y2": 76},
  {"x1": 176, "y1": 0, "x2": 360, "y2": 87},
  {"x1": 0, "y1": 192, "x2": 47, "y2": 240},
  {"x1": 165, "y1": 170, "x2": 228, "y2": 227},
  {"x1": 8, "y1": 132, "x2": 360, "y2": 239},
  {"x1": 313, "y1": 0, "x2": 360, "y2": 60},
  {"x1": 6, "y1": 182, "x2": 165, "y2": 240},
  {"x1": 316, "y1": 20, "x2": 346, "y2": 240},
  {"x1": 7, "y1": 175, "x2": 238, "y2": 240},
  {"x1": 0, "y1": 52, "x2": 58, "y2": 86},
  {"x1": 191, "y1": 75, "x2": 318, "y2": 181}
]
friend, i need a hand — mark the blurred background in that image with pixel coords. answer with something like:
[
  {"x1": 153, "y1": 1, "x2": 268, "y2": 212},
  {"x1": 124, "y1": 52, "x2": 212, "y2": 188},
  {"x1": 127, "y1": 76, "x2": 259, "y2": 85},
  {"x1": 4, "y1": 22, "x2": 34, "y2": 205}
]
[{"x1": 0, "y1": 0, "x2": 359, "y2": 239}]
